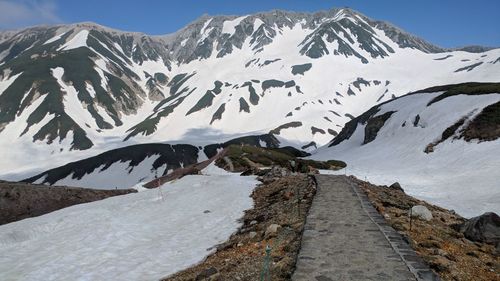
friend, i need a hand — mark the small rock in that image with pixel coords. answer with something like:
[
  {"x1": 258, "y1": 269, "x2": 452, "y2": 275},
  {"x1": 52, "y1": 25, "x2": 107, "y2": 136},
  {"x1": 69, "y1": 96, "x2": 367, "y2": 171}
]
[
  {"x1": 428, "y1": 256, "x2": 452, "y2": 273},
  {"x1": 282, "y1": 191, "x2": 294, "y2": 200},
  {"x1": 248, "y1": 231, "x2": 257, "y2": 239},
  {"x1": 249, "y1": 220, "x2": 257, "y2": 225},
  {"x1": 419, "y1": 240, "x2": 441, "y2": 249},
  {"x1": 410, "y1": 205, "x2": 433, "y2": 221},
  {"x1": 291, "y1": 222, "x2": 303, "y2": 232},
  {"x1": 384, "y1": 214, "x2": 390, "y2": 219},
  {"x1": 265, "y1": 224, "x2": 281, "y2": 238},
  {"x1": 466, "y1": 251, "x2": 479, "y2": 258},
  {"x1": 432, "y1": 248, "x2": 448, "y2": 256},
  {"x1": 274, "y1": 256, "x2": 292, "y2": 276},
  {"x1": 203, "y1": 210, "x2": 211, "y2": 214},
  {"x1": 195, "y1": 267, "x2": 218, "y2": 281},
  {"x1": 445, "y1": 253, "x2": 458, "y2": 262}
]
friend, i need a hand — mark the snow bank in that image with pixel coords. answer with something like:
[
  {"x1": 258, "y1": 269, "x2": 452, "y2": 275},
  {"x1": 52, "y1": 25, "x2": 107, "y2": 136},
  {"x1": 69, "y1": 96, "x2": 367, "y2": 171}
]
[
  {"x1": 312, "y1": 93, "x2": 500, "y2": 218},
  {"x1": 0, "y1": 172, "x2": 257, "y2": 280}
]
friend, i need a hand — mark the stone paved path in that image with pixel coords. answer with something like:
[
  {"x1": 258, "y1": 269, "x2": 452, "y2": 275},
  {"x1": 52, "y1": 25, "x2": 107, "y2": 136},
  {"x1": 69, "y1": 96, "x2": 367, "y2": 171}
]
[{"x1": 292, "y1": 175, "x2": 439, "y2": 281}]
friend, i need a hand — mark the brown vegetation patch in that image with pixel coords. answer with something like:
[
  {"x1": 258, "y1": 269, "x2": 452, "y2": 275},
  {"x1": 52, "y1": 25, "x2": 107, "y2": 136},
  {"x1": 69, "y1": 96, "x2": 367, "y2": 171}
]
[
  {"x1": 352, "y1": 177, "x2": 499, "y2": 281},
  {"x1": 0, "y1": 180, "x2": 135, "y2": 225}
]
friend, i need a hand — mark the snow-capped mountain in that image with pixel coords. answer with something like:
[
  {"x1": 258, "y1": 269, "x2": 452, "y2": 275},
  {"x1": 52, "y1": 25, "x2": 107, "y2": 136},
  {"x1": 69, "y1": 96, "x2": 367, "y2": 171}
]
[
  {"x1": 0, "y1": 7, "x2": 499, "y2": 177},
  {"x1": 311, "y1": 83, "x2": 500, "y2": 217}
]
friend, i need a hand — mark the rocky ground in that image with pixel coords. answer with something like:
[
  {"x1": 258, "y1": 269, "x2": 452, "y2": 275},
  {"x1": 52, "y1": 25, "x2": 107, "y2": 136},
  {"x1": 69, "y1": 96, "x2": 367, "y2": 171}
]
[
  {"x1": 0, "y1": 180, "x2": 136, "y2": 225},
  {"x1": 164, "y1": 169, "x2": 316, "y2": 281},
  {"x1": 353, "y1": 177, "x2": 499, "y2": 281}
]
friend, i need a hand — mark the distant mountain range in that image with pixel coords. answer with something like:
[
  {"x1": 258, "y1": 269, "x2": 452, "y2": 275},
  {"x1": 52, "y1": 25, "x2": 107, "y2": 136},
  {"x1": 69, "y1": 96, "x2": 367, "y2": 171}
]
[{"x1": 0, "y1": 7, "x2": 499, "y2": 180}]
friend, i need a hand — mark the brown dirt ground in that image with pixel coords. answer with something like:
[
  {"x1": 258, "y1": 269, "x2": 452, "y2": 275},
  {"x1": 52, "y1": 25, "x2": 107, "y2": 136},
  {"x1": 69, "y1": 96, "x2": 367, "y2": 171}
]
[{"x1": 0, "y1": 180, "x2": 135, "y2": 225}]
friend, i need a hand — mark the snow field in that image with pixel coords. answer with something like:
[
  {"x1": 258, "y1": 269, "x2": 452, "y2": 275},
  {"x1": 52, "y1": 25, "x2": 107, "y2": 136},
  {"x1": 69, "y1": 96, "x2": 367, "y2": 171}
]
[{"x1": 0, "y1": 164, "x2": 258, "y2": 280}]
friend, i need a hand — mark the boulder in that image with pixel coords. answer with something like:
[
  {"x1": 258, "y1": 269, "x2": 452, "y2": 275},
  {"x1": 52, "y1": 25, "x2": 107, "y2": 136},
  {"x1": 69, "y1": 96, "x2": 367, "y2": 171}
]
[
  {"x1": 410, "y1": 205, "x2": 433, "y2": 221},
  {"x1": 457, "y1": 212, "x2": 500, "y2": 245},
  {"x1": 389, "y1": 182, "x2": 403, "y2": 192}
]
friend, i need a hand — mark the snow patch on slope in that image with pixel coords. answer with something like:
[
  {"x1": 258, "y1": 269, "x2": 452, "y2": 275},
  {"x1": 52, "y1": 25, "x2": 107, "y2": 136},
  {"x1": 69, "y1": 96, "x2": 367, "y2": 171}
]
[
  {"x1": 58, "y1": 30, "x2": 89, "y2": 51},
  {"x1": 43, "y1": 31, "x2": 68, "y2": 45},
  {"x1": 0, "y1": 72, "x2": 22, "y2": 94},
  {"x1": 222, "y1": 16, "x2": 247, "y2": 35},
  {"x1": 52, "y1": 155, "x2": 164, "y2": 189},
  {"x1": 52, "y1": 67, "x2": 96, "y2": 130},
  {"x1": 0, "y1": 172, "x2": 257, "y2": 280}
]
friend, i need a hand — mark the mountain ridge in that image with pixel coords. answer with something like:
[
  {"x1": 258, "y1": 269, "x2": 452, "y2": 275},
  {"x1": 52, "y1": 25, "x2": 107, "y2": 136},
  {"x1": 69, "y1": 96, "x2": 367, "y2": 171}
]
[
  {"x1": 0, "y1": 6, "x2": 499, "y2": 177},
  {"x1": 1, "y1": 7, "x2": 496, "y2": 52}
]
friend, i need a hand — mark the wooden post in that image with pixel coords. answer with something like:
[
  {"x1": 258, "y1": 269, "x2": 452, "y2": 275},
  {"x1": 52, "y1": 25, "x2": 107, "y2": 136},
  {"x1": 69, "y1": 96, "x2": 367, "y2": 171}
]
[
  {"x1": 158, "y1": 178, "x2": 164, "y2": 201},
  {"x1": 409, "y1": 207, "x2": 413, "y2": 231}
]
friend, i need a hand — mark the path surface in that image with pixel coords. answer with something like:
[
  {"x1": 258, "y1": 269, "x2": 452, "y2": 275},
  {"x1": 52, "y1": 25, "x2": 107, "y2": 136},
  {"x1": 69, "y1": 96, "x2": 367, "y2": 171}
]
[{"x1": 292, "y1": 175, "x2": 439, "y2": 281}]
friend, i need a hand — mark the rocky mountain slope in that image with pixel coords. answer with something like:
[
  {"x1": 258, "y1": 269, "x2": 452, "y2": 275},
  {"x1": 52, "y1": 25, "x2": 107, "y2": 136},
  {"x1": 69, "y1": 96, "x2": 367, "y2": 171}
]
[
  {"x1": 0, "y1": 7, "x2": 499, "y2": 177},
  {"x1": 23, "y1": 134, "x2": 281, "y2": 189},
  {"x1": 311, "y1": 83, "x2": 500, "y2": 217}
]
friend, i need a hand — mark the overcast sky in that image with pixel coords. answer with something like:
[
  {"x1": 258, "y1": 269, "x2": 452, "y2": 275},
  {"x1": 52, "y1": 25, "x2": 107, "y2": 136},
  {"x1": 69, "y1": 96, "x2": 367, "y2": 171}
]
[{"x1": 1, "y1": 0, "x2": 499, "y2": 48}]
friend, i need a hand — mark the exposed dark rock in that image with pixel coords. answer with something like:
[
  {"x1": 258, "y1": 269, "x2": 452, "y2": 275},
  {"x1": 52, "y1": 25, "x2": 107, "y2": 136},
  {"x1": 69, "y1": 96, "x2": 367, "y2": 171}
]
[
  {"x1": 24, "y1": 143, "x2": 200, "y2": 185},
  {"x1": 329, "y1": 110, "x2": 341, "y2": 117},
  {"x1": 261, "y1": 58, "x2": 281, "y2": 66},
  {"x1": 434, "y1": 55, "x2": 453, "y2": 61},
  {"x1": 389, "y1": 182, "x2": 403, "y2": 192},
  {"x1": 363, "y1": 111, "x2": 396, "y2": 144},
  {"x1": 284, "y1": 80, "x2": 296, "y2": 88},
  {"x1": 454, "y1": 62, "x2": 483, "y2": 72},
  {"x1": 344, "y1": 113, "x2": 355, "y2": 119},
  {"x1": 210, "y1": 103, "x2": 225, "y2": 124},
  {"x1": 238, "y1": 97, "x2": 250, "y2": 113},
  {"x1": 262, "y1": 79, "x2": 285, "y2": 92},
  {"x1": 311, "y1": 126, "x2": 325, "y2": 135},
  {"x1": 456, "y1": 212, "x2": 500, "y2": 245},
  {"x1": 291, "y1": 63, "x2": 312, "y2": 75},
  {"x1": 186, "y1": 81, "x2": 223, "y2": 115},
  {"x1": 425, "y1": 116, "x2": 467, "y2": 153},
  {"x1": 329, "y1": 105, "x2": 382, "y2": 147},
  {"x1": 269, "y1": 122, "x2": 303, "y2": 135},
  {"x1": 352, "y1": 77, "x2": 370, "y2": 91},
  {"x1": 203, "y1": 134, "x2": 280, "y2": 158},
  {"x1": 195, "y1": 267, "x2": 218, "y2": 280},
  {"x1": 413, "y1": 114, "x2": 420, "y2": 127},
  {"x1": 418, "y1": 82, "x2": 500, "y2": 106},
  {"x1": 327, "y1": 129, "x2": 338, "y2": 136},
  {"x1": 461, "y1": 101, "x2": 500, "y2": 142},
  {"x1": 301, "y1": 141, "x2": 317, "y2": 150}
]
